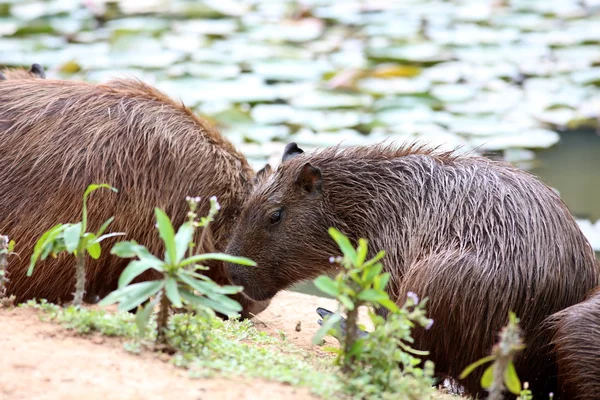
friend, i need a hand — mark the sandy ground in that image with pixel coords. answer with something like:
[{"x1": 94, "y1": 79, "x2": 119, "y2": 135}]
[{"x1": 0, "y1": 291, "x2": 450, "y2": 400}]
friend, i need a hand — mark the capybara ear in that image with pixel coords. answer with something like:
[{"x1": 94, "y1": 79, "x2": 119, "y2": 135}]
[
  {"x1": 282, "y1": 142, "x2": 304, "y2": 162},
  {"x1": 295, "y1": 162, "x2": 322, "y2": 194},
  {"x1": 29, "y1": 63, "x2": 46, "y2": 79},
  {"x1": 0, "y1": 72, "x2": 5, "y2": 81},
  {"x1": 254, "y1": 163, "x2": 273, "y2": 184}
]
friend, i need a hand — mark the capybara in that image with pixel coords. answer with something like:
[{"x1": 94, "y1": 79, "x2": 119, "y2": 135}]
[
  {"x1": 0, "y1": 77, "x2": 269, "y2": 318},
  {"x1": 549, "y1": 286, "x2": 600, "y2": 400},
  {"x1": 224, "y1": 142, "x2": 600, "y2": 397},
  {"x1": 0, "y1": 63, "x2": 46, "y2": 80}
]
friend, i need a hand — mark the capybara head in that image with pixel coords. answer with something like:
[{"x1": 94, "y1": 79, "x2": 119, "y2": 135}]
[
  {"x1": 225, "y1": 143, "x2": 341, "y2": 301},
  {"x1": 0, "y1": 63, "x2": 46, "y2": 80}
]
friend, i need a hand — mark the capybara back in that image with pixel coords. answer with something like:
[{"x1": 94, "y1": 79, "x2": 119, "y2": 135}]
[{"x1": 0, "y1": 78, "x2": 268, "y2": 317}]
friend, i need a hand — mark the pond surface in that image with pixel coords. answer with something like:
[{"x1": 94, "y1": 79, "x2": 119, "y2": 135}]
[{"x1": 531, "y1": 129, "x2": 600, "y2": 221}]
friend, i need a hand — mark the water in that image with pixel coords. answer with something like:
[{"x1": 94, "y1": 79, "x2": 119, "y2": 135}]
[{"x1": 530, "y1": 129, "x2": 600, "y2": 221}]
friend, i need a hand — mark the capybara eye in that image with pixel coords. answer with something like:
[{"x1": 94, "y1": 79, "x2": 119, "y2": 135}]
[{"x1": 269, "y1": 209, "x2": 282, "y2": 225}]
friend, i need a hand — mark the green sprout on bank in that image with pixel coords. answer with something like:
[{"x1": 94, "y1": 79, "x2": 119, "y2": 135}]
[
  {"x1": 460, "y1": 312, "x2": 530, "y2": 400},
  {"x1": 99, "y1": 196, "x2": 256, "y2": 345},
  {"x1": 0, "y1": 235, "x2": 15, "y2": 298},
  {"x1": 312, "y1": 228, "x2": 436, "y2": 399},
  {"x1": 27, "y1": 184, "x2": 121, "y2": 306}
]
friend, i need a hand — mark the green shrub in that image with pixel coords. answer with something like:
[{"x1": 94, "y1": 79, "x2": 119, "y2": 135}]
[
  {"x1": 99, "y1": 196, "x2": 255, "y2": 344},
  {"x1": 27, "y1": 184, "x2": 121, "y2": 306},
  {"x1": 313, "y1": 227, "x2": 436, "y2": 399}
]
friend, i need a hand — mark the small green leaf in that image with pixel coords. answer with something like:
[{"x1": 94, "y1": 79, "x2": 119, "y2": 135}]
[
  {"x1": 116, "y1": 280, "x2": 164, "y2": 312},
  {"x1": 363, "y1": 250, "x2": 385, "y2": 268},
  {"x1": 111, "y1": 241, "x2": 140, "y2": 258},
  {"x1": 118, "y1": 260, "x2": 158, "y2": 288},
  {"x1": 357, "y1": 289, "x2": 389, "y2": 302},
  {"x1": 348, "y1": 338, "x2": 365, "y2": 357},
  {"x1": 374, "y1": 272, "x2": 391, "y2": 290},
  {"x1": 504, "y1": 361, "x2": 522, "y2": 395},
  {"x1": 378, "y1": 299, "x2": 400, "y2": 313},
  {"x1": 95, "y1": 216, "x2": 115, "y2": 237},
  {"x1": 312, "y1": 312, "x2": 342, "y2": 344},
  {"x1": 339, "y1": 294, "x2": 355, "y2": 310},
  {"x1": 136, "y1": 296, "x2": 158, "y2": 338},
  {"x1": 110, "y1": 241, "x2": 165, "y2": 269},
  {"x1": 83, "y1": 183, "x2": 117, "y2": 201},
  {"x1": 481, "y1": 365, "x2": 494, "y2": 389},
  {"x1": 94, "y1": 232, "x2": 126, "y2": 243},
  {"x1": 179, "y1": 289, "x2": 241, "y2": 316},
  {"x1": 180, "y1": 253, "x2": 257, "y2": 267},
  {"x1": 399, "y1": 341, "x2": 430, "y2": 356},
  {"x1": 314, "y1": 276, "x2": 339, "y2": 297},
  {"x1": 28, "y1": 224, "x2": 67, "y2": 276},
  {"x1": 98, "y1": 281, "x2": 147, "y2": 306},
  {"x1": 459, "y1": 355, "x2": 496, "y2": 379},
  {"x1": 154, "y1": 208, "x2": 177, "y2": 264},
  {"x1": 178, "y1": 273, "x2": 212, "y2": 295},
  {"x1": 7, "y1": 240, "x2": 15, "y2": 253},
  {"x1": 82, "y1": 184, "x2": 117, "y2": 232},
  {"x1": 174, "y1": 222, "x2": 194, "y2": 264},
  {"x1": 363, "y1": 263, "x2": 383, "y2": 284},
  {"x1": 355, "y1": 238, "x2": 368, "y2": 266},
  {"x1": 165, "y1": 278, "x2": 182, "y2": 308},
  {"x1": 328, "y1": 227, "x2": 357, "y2": 263},
  {"x1": 87, "y1": 241, "x2": 102, "y2": 259}
]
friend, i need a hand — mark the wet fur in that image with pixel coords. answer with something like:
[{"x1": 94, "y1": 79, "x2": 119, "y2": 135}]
[
  {"x1": 0, "y1": 78, "x2": 269, "y2": 317},
  {"x1": 548, "y1": 287, "x2": 600, "y2": 400},
  {"x1": 225, "y1": 143, "x2": 600, "y2": 397}
]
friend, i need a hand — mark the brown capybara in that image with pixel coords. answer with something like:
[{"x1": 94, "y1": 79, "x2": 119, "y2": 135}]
[
  {"x1": 0, "y1": 77, "x2": 269, "y2": 319},
  {"x1": 224, "y1": 142, "x2": 600, "y2": 398},
  {"x1": 0, "y1": 63, "x2": 46, "y2": 80},
  {"x1": 548, "y1": 286, "x2": 600, "y2": 400}
]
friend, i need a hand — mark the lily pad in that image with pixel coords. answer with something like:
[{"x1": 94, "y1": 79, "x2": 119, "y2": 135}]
[
  {"x1": 289, "y1": 90, "x2": 373, "y2": 109},
  {"x1": 252, "y1": 60, "x2": 333, "y2": 82},
  {"x1": 173, "y1": 19, "x2": 238, "y2": 36},
  {"x1": 250, "y1": 104, "x2": 295, "y2": 125},
  {"x1": 469, "y1": 129, "x2": 560, "y2": 150},
  {"x1": 367, "y1": 43, "x2": 452, "y2": 64},
  {"x1": 357, "y1": 77, "x2": 431, "y2": 95},
  {"x1": 571, "y1": 68, "x2": 600, "y2": 86}
]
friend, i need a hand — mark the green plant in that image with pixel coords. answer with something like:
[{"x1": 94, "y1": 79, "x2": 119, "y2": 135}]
[
  {"x1": 27, "y1": 184, "x2": 121, "y2": 306},
  {"x1": 0, "y1": 235, "x2": 15, "y2": 298},
  {"x1": 312, "y1": 227, "x2": 435, "y2": 399},
  {"x1": 99, "y1": 196, "x2": 256, "y2": 345},
  {"x1": 459, "y1": 311, "x2": 526, "y2": 400}
]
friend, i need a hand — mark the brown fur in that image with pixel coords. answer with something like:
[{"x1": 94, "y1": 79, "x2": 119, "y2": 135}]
[
  {"x1": 0, "y1": 78, "x2": 269, "y2": 318},
  {"x1": 225, "y1": 143, "x2": 600, "y2": 398},
  {"x1": 1, "y1": 64, "x2": 46, "y2": 80},
  {"x1": 548, "y1": 286, "x2": 600, "y2": 400}
]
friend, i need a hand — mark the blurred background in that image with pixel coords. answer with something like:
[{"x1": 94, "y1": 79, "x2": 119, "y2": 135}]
[{"x1": 2, "y1": 0, "x2": 600, "y2": 251}]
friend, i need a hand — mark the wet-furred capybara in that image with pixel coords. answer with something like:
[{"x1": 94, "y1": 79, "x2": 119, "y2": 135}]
[
  {"x1": 224, "y1": 142, "x2": 600, "y2": 398},
  {"x1": 548, "y1": 286, "x2": 600, "y2": 400},
  {"x1": 0, "y1": 77, "x2": 269, "y2": 318},
  {"x1": 0, "y1": 63, "x2": 46, "y2": 80}
]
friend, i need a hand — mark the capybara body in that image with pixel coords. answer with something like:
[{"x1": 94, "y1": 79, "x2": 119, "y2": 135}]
[
  {"x1": 0, "y1": 63, "x2": 46, "y2": 80},
  {"x1": 549, "y1": 287, "x2": 600, "y2": 400},
  {"x1": 0, "y1": 78, "x2": 269, "y2": 318},
  {"x1": 225, "y1": 143, "x2": 600, "y2": 398}
]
